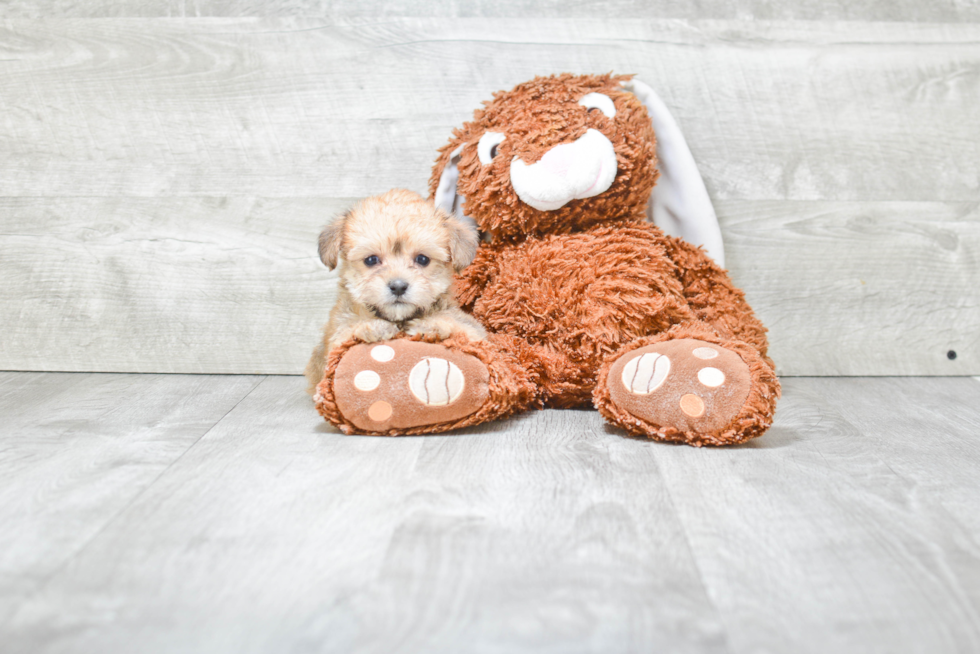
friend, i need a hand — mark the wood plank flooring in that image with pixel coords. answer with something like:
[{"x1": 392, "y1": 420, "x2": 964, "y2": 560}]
[{"x1": 2, "y1": 372, "x2": 979, "y2": 653}]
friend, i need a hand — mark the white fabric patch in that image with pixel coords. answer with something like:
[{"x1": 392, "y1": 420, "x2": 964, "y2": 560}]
[
  {"x1": 353, "y1": 370, "x2": 381, "y2": 392},
  {"x1": 370, "y1": 345, "x2": 395, "y2": 362},
  {"x1": 408, "y1": 357, "x2": 465, "y2": 406},
  {"x1": 621, "y1": 352, "x2": 671, "y2": 395},
  {"x1": 697, "y1": 367, "x2": 726, "y2": 387},
  {"x1": 578, "y1": 93, "x2": 616, "y2": 118},
  {"x1": 622, "y1": 79, "x2": 725, "y2": 267},
  {"x1": 692, "y1": 347, "x2": 719, "y2": 360},
  {"x1": 510, "y1": 129, "x2": 618, "y2": 212}
]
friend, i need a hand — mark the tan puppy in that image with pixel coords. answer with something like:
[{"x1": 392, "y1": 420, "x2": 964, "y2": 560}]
[{"x1": 305, "y1": 189, "x2": 485, "y2": 394}]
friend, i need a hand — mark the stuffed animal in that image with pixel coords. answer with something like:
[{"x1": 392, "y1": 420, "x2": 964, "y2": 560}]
[{"x1": 313, "y1": 73, "x2": 780, "y2": 446}]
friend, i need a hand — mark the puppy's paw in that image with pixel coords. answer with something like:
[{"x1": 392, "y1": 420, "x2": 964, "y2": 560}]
[
  {"x1": 351, "y1": 319, "x2": 401, "y2": 344},
  {"x1": 454, "y1": 322, "x2": 487, "y2": 342},
  {"x1": 406, "y1": 317, "x2": 454, "y2": 340},
  {"x1": 407, "y1": 316, "x2": 485, "y2": 342}
]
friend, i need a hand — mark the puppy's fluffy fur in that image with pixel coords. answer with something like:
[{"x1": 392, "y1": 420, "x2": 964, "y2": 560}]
[{"x1": 305, "y1": 189, "x2": 486, "y2": 393}]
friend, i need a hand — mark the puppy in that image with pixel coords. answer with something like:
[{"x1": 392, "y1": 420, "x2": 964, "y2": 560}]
[{"x1": 304, "y1": 189, "x2": 486, "y2": 394}]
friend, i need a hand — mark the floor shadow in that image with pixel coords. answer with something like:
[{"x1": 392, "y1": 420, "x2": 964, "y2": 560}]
[
  {"x1": 313, "y1": 406, "x2": 803, "y2": 448},
  {"x1": 602, "y1": 421, "x2": 802, "y2": 449},
  {"x1": 313, "y1": 421, "x2": 342, "y2": 435},
  {"x1": 729, "y1": 426, "x2": 803, "y2": 450},
  {"x1": 311, "y1": 411, "x2": 526, "y2": 439}
]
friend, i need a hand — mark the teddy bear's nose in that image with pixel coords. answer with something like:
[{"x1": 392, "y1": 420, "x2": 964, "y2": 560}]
[
  {"x1": 388, "y1": 279, "x2": 409, "y2": 297},
  {"x1": 510, "y1": 128, "x2": 618, "y2": 212},
  {"x1": 537, "y1": 147, "x2": 576, "y2": 178}
]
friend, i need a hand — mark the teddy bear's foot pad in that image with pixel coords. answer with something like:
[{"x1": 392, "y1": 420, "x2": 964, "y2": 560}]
[
  {"x1": 608, "y1": 339, "x2": 752, "y2": 434},
  {"x1": 333, "y1": 340, "x2": 490, "y2": 433}
]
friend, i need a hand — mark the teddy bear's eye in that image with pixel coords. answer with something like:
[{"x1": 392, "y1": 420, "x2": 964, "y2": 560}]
[
  {"x1": 414, "y1": 254, "x2": 430, "y2": 267},
  {"x1": 578, "y1": 93, "x2": 616, "y2": 119},
  {"x1": 364, "y1": 255, "x2": 380, "y2": 267},
  {"x1": 477, "y1": 132, "x2": 506, "y2": 165}
]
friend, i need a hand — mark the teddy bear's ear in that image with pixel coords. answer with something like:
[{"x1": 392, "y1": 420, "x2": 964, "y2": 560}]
[
  {"x1": 622, "y1": 79, "x2": 725, "y2": 268},
  {"x1": 433, "y1": 144, "x2": 468, "y2": 223}
]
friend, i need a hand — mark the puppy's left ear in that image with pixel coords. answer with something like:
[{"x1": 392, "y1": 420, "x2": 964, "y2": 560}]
[
  {"x1": 444, "y1": 212, "x2": 480, "y2": 272},
  {"x1": 317, "y1": 210, "x2": 350, "y2": 270}
]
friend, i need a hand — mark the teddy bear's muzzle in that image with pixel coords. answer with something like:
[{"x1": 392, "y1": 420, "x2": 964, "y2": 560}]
[{"x1": 509, "y1": 128, "x2": 618, "y2": 212}]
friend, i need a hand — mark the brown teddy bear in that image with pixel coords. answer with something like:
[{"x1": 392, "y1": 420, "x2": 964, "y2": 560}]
[{"x1": 313, "y1": 73, "x2": 780, "y2": 446}]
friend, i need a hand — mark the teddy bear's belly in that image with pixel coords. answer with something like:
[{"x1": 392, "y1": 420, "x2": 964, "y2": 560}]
[{"x1": 466, "y1": 227, "x2": 694, "y2": 402}]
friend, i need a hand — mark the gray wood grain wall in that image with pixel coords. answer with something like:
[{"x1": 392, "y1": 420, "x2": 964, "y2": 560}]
[
  {"x1": 3, "y1": 1, "x2": 979, "y2": 20},
  {"x1": 0, "y1": 13, "x2": 977, "y2": 375}
]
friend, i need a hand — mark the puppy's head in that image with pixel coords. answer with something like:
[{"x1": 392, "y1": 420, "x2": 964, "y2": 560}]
[{"x1": 318, "y1": 189, "x2": 479, "y2": 322}]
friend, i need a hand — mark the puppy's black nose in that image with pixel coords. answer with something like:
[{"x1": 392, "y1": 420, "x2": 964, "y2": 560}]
[{"x1": 388, "y1": 279, "x2": 409, "y2": 297}]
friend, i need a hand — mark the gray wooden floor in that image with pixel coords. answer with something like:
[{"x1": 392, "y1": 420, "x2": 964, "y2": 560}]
[{"x1": 1, "y1": 372, "x2": 978, "y2": 653}]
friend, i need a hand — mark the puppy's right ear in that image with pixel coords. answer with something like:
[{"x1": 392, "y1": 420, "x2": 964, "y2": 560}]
[
  {"x1": 318, "y1": 211, "x2": 349, "y2": 270},
  {"x1": 445, "y1": 213, "x2": 480, "y2": 272}
]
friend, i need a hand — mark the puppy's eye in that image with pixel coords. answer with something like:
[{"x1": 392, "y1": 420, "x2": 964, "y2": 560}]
[
  {"x1": 578, "y1": 93, "x2": 616, "y2": 119},
  {"x1": 414, "y1": 254, "x2": 430, "y2": 267},
  {"x1": 364, "y1": 255, "x2": 380, "y2": 267},
  {"x1": 477, "y1": 132, "x2": 506, "y2": 165}
]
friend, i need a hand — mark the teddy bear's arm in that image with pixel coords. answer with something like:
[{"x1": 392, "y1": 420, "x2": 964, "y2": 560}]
[{"x1": 661, "y1": 234, "x2": 772, "y2": 363}]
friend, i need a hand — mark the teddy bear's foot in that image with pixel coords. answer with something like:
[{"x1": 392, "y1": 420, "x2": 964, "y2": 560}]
[
  {"x1": 327, "y1": 340, "x2": 490, "y2": 433},
  {"x1": 604, "y1": 338, "x2": 757, "y2": 444}
]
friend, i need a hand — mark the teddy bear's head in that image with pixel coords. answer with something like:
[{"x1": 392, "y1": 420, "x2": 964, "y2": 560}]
[{"x1": 429, "y1": 73, "x2": 659, "y2": 241}]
